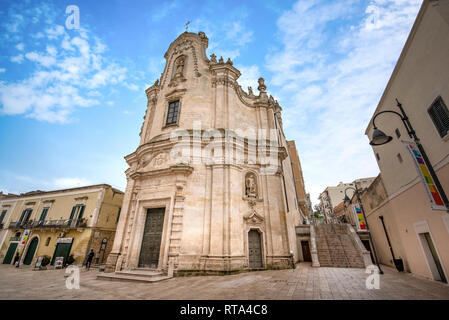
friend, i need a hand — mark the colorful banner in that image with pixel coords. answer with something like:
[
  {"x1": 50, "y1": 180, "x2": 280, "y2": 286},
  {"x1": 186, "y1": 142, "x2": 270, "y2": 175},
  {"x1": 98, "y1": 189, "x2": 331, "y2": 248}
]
[
  {"x1": 403, "y1": 141, "x2": 446, "y2": 211},
  {"x1": 351, "y1": 204, "x2": 367, "y2": 232},
  {"x1": 20, "y1": 229, "x2": 30, "y2": 245}
]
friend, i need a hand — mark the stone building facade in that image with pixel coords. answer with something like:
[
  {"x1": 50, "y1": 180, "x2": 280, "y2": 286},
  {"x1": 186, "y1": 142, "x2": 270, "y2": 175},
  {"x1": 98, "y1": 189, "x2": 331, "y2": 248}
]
[
  {"x1": 365, "y1": 0, "x2": 449, "y2": 283},
  {"x1": 105, "y1": 31, "x2": 302, "y2": 275},
  {"x1": 287, "y1": 140, "x2": 312, "y2": 222},
  {"x1": 0, "y1": 184, "x2": 123, "y2": 267}
]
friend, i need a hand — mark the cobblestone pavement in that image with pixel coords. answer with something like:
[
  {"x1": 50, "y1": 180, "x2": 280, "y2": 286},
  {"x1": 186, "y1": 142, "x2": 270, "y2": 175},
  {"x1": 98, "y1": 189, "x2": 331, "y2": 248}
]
[{"x1": 0, "y1": 263, "x2": 448, "y2": 300}]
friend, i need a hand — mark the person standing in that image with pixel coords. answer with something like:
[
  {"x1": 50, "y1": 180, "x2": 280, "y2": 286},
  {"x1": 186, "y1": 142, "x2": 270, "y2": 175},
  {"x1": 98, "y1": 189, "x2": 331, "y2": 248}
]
[
  {"x1": 13, "y1": 251, "x2": 20, "y2": 268},
  {"x1": 290, "y1": 250, "x2": 296, "y2": 269},
  {"x1": 85, "y1": 249, "x2": 95, "y2": 270}
]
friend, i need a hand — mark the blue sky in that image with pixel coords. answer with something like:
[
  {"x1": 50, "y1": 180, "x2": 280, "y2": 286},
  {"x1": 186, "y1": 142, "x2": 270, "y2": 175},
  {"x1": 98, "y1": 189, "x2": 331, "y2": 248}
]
[{"x1": 0, "y1": 0, "x2": 422, "y2": 204}]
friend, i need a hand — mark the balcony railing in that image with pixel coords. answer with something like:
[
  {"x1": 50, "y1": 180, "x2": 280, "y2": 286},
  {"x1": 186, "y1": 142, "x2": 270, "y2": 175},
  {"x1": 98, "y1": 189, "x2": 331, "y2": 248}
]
[{"x1": 8, "y1": 218, "x2": 88, "y2": 230}]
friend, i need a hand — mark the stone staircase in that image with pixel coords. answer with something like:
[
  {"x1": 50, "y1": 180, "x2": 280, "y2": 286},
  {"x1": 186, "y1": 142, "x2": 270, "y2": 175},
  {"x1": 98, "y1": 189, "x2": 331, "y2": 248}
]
[
  {"x1": 314, "y1": 224, "x2": 367, "y2": 268},
  {"x1": 97, "y1": 269, "x2": 172, "y2": 283}
]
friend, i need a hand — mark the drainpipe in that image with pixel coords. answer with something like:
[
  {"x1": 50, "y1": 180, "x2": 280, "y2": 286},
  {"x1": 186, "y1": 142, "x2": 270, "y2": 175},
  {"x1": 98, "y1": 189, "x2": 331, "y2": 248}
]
[{"x1": 379, "y1": 215, "x2": 403, "y2": 272}]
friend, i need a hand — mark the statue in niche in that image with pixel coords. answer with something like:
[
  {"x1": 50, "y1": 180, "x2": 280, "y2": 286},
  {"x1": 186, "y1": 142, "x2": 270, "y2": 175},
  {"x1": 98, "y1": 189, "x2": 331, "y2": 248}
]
[
  {"x1": 174, "y1": 55, "x2": 185, "y2": 79},
  {"x1": 245, "y1": 173, "x2": 258, "y2": 198}
]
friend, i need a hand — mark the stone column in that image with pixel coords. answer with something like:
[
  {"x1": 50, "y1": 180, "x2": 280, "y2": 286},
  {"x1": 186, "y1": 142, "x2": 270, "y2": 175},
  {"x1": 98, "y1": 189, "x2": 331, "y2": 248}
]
[
  {"x1": 310, "y1": 225, "x2": 321, "y2": 267},
  {"x1": 104, "y1": 178, "x2": 135, "y2": 273}
]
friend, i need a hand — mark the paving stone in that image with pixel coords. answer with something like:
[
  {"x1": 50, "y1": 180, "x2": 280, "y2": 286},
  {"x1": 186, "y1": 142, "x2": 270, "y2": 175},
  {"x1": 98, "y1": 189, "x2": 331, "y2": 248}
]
[{"x1": 0, "y1": 263, "x2": 448, "y2": 300}]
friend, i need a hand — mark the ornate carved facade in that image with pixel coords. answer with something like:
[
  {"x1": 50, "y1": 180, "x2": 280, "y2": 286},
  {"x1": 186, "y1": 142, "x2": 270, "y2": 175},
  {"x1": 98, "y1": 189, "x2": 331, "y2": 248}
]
[{"x1": 105, "y1": 31, "x2": 302, "y2": 275}]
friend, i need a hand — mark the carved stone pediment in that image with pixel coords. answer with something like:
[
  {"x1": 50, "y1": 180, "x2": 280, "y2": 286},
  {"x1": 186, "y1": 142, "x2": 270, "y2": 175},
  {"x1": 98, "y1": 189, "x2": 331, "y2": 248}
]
[
  {"x1": 244, "y1": 200, "x2": 264, "y2": 224},
  {"x1": 146, "y1": 152, "x2": 170, "y2": 171},
  {"x1": 244, "y1": 211, "x2": 264, "y2": 224}
]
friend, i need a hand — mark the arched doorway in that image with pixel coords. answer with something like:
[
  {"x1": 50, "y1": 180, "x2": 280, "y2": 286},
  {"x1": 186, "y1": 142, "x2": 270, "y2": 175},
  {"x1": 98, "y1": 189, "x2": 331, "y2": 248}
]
[
  {"x1": 248, "y1": 230, "x2": 263, "y2": 268},
  {"x1": 23, "y1": 237, "x2": 39, "y2": 265}
]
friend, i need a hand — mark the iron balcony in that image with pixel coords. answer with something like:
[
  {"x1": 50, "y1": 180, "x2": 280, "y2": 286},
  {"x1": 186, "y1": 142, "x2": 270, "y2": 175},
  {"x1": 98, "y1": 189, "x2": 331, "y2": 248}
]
[{"x1": 8, "y1": 218, "x2": 88, "y2": 230}]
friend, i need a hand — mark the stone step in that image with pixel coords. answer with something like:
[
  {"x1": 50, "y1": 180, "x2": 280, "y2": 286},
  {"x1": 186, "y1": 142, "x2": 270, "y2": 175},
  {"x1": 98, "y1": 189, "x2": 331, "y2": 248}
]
[
  {"x1": 315, "y1": 224, "x2": 366, "y2": 269},
  {"x1": 97, "y1": 273, "x2": 172, "y2": 283},
  {"x1": 118, "y1": 269, "x2": 164, "y2": 278}
]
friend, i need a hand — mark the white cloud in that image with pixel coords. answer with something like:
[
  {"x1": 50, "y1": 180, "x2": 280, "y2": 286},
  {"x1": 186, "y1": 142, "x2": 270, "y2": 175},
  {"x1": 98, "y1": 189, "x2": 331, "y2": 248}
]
[
  {"x1": 187, "y1": 11, "x2": 254, "y2": 61},
  {"x1": 125, "y1": 83, "x2": 139, "y2": 91},
  {"x1": 45, "y1": 25, "x2": 65, "y2": 39},
  {"x1": 268, "y1": 0, "x2": 422, "y2": 205},
  {"x1": 0, "y1": 68, "x2": 5, "y2": 73},
  {"x1": 11, "y1": 54, "x2": 24, "y2": 63},
  {"x1": 235, "y1": 64, "x2": 260, "y2": 92},
  {"x1": 4, "y1": 14, "x2": 24, "y2": 33},
  {"x1": 25, "y1": 51, "x2": 56, "y2": 67},
  {"x1": 0, "y1": 6, "x2": 129, "y2": 123}
]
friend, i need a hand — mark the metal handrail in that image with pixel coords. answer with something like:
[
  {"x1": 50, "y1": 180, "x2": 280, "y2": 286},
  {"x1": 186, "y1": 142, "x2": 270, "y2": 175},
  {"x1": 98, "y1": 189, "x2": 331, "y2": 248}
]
[{"x1": 8, "y1": 218, "x2": 88, "y2": 229}]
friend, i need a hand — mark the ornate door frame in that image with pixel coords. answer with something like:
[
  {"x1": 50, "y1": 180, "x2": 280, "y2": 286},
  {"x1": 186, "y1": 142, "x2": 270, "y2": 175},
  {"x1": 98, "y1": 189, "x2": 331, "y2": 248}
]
[
  {"x1": 243, "y1": 226, "x2": 266, "y2": 269},
  {"x1": 127, "y1": 197, "x2": 173, "y2": 270}
]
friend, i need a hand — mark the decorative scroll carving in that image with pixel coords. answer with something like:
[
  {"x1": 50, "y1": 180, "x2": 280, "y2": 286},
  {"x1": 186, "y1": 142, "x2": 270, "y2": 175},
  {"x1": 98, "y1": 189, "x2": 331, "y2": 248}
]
[{"x1": 244, "y1": 200, "x2": 264, "y2": 224}]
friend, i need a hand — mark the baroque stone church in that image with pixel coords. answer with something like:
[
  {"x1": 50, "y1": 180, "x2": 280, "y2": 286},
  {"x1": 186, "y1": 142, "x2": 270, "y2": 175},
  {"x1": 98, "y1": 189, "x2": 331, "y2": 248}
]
[{"x1": 105, "y1": 31, "x2": 303, "y2": 275}]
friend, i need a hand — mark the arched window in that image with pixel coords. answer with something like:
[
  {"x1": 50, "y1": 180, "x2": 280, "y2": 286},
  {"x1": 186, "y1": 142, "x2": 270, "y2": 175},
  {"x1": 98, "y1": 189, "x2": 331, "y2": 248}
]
[{"x1": 45, "y1": 237, "x2": 51, "y2": 246}]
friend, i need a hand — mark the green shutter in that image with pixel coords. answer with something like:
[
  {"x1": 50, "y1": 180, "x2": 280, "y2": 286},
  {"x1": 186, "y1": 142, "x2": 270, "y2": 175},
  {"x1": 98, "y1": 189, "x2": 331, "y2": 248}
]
[
  {"x1": 0, "y1": 210, "x2": 6, "y2": 224},
  {"x1": 18, "y1": 210, "x2": 26, "y2": 223},
  {"x1": 69, "y1": 206, "x2": 76, "y2": 220},
  {"x1": 116, "y1": 208, "x2": 121, "y2": 223},
  {"x1": 78, "y1": 205, "x2": 85, "y2": 220},
  {"x1": 24, "y1": 209, "x2": 32, "y2": 223},
  {"x1": 39, "y1": 208, "x2": 48, "y2": 222}
]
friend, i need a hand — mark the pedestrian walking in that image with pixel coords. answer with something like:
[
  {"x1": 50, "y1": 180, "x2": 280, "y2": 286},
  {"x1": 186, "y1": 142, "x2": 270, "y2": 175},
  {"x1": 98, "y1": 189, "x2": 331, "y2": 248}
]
[
  {"x1": 290, "y1": 250, "x2": 296, "y2": 269},
  {"x1": 13, "y1": 251, "x2": 20, "y2": 268},
  {"x1": 85, "y1": 249, "x2": 95, "y2": 270}
]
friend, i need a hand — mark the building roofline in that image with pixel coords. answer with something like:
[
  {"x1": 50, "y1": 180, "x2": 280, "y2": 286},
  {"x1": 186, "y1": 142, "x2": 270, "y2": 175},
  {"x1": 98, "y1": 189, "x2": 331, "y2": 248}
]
[
  {"x1": 365, "y1": 0, "x2": 429, "y2": 135},
  {"x1": 2, "y1": 184, "x2": 124, "y2": 200}
]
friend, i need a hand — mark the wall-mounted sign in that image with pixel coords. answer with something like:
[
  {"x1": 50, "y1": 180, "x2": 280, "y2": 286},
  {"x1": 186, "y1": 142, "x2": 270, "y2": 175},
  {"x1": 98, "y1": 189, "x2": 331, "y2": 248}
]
[
  {"x1": 56, "y1": 237, "x2": 73, "y2": 244},
  {"x1": 54, "y1": 257, "x2": 64, "y2": 269},
  {"x1": 403, "y1": 141, "x2": 446, "y2": 211},
  {"x1": 352, "y1": 204, "x2": 367, "y2": 232},
  {"x1": 20, "y1": 229, "x2": 31, "y2": 245}
]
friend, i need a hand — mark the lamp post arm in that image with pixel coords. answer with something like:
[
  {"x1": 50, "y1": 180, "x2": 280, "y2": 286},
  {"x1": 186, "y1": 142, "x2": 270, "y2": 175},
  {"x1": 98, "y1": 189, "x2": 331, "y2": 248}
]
[{"x1": 371, "y1": 110, "x2": 414, "y2": 139}]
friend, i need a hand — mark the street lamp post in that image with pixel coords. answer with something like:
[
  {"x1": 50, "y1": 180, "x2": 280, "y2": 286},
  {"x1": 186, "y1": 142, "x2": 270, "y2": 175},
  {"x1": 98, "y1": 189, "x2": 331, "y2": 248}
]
[
  {"x1": 369, "y1": 99, "x2": 449, "y2": 213},
  {"x1": 344, "y1": 185, "x2": 384, "y2": 274}
]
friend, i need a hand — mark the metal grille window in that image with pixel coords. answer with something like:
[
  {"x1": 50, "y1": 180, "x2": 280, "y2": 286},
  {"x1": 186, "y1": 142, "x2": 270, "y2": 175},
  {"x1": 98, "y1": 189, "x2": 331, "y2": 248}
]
[
  {"x1": 166, "y1": 100, "x2": 179, "y2": 125},
  {"x1": 428, "y1": 97, "x2": 449, "y2": 138}
]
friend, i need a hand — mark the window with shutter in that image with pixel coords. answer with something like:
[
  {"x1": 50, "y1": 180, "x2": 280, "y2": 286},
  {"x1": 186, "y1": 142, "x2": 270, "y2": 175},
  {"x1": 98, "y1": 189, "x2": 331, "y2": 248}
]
[
  {"x1": 23, "y1": 209, "x2": 32, "y2": 223},
  {"x1": 428, "y1": 96, "x2": 449, "y2": 138},
  {"x1": 39, "y1": 207, "x2": 49, "y2": 222},
  {"x1": 18, "y1": 209, "x2": 27, "y2": 223},
  {"x1": 69, "y1": 206, "x2": 76, "y2": 220},
  {"x1": 78, "y1": 205, "x2": 85, "y2": 220},
  {"x1": 0, "y1": 210, "x2": 6, "y2": 224}
]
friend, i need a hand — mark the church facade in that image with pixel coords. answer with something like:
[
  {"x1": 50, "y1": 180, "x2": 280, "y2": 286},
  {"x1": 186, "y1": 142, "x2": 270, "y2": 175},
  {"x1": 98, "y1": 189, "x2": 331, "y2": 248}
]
[{"x1": 105, "y1": 31, "x2": 303, "y2": 275}]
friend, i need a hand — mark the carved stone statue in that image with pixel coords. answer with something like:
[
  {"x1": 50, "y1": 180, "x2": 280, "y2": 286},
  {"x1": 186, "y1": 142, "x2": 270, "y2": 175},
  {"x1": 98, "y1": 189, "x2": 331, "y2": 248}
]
[
  {"x1": 175, "y1": 56, "x2": 185, "y2": 78},
  {"x1": 257, "y1": 77, "x2": 266, "y2": 93},
  {"x1": 245, "y1": 173, "x2": 257, "y2": 198}
]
